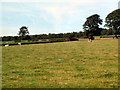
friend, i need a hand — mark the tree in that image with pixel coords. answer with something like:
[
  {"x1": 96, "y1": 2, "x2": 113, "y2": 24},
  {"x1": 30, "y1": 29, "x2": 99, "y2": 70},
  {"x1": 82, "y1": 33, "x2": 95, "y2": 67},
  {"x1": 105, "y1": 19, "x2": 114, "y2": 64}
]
[
  {"x1": 83, "y1": 14, "x2": 103, "y2": 37},
  {"x1": 31, "y1": 35, "x2": 39, "y2": 41},
  {"x1": 18, "y1": 26, "x2": 29, "y2": 37},
  {"x1": 105, "y1": 9, "x2": 120, "y2": 37},
  {"x1": 101, "y1": 29, "x2": 108, "y2": 35},
  {"x1": 67, "y1": 32, "x2": 78, "y2": 41}
]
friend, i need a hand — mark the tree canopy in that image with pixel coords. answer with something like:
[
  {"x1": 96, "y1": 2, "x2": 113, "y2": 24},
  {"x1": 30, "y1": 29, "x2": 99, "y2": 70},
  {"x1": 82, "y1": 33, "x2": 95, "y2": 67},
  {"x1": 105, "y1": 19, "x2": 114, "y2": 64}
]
[
  {"x1": 105, "y1": 9, "x2": 120, "y2": 36},
  {"x1": 83, "y1": 14, "x2": 103, "y2": 36},
  {"x1": 18, "y1": 26, "x2": 29, "y2": 37}
]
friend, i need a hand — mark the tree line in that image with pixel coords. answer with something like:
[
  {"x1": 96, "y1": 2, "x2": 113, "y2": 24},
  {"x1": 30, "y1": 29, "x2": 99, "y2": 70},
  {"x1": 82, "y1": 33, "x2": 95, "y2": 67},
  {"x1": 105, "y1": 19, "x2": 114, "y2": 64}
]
[
  {"x1": 2, "y1": 31, "x2": 86, "y2": 42},
  {"x1": 1, "y1": 9, "x2": 120, "y2": 42}
]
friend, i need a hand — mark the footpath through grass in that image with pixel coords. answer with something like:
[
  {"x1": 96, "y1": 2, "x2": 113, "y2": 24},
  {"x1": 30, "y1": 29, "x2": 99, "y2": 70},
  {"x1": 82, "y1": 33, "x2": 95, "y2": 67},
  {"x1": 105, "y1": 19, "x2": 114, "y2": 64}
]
[{"x1": 2, "y1": 39, "x2": 118, "y2": 88}]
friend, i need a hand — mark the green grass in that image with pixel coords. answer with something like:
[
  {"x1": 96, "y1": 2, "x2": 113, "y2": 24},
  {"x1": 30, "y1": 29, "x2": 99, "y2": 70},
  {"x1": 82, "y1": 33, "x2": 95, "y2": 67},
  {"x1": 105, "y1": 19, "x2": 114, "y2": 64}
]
[
  {"x1": 94, "y1": 35, "x2": 113, "y2": 38},
  {"x1": 1, "y1": 40, "x2": 43, "y2": 45},
  {"x1": 2, "y1": 39, "x2": 118, "y2": 88},
  {"x1": 94, "y1": 35, "x2": 120, "y2": 38},
  {"x1": 1, "y1": 40, "x2": 29, "y2": 44},
  {"x1": 94, "y1": 36, "x2": 100, "y2": 38},
  {"x1": 1, "y1": 38, "x2": 61, "y2": 44},
  {"x1": 0, "y1": 41, "x2": 16, "y2": 44}
]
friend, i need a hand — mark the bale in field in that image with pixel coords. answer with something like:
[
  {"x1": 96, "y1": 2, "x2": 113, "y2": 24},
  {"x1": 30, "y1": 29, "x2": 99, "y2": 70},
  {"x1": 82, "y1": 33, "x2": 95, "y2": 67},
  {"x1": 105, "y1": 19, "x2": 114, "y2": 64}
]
[
  {"x1": 18, "y1": 43, "x2": 21, "y2": 45},
  {"x1": 5, "y1": 44, "x2": 9, "y2": 47}
]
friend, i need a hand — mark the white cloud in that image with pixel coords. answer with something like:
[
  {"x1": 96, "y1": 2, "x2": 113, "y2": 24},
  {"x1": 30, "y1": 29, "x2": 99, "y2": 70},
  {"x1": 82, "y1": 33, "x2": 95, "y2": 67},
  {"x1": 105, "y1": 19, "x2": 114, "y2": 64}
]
[
  {"x1": 32, "y1": 3, "x2": 85, "y2": 22},
  {"x1": 40, "y1": 6, "x2": 65, "y2": 22}
]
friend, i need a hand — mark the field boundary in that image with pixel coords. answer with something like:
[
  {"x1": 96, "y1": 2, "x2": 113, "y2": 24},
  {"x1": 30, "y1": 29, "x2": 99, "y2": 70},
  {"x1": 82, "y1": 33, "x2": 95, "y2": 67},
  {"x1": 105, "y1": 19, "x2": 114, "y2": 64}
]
[{"x1": 1, "y1": 37, "x2": 117, "y2": 46}]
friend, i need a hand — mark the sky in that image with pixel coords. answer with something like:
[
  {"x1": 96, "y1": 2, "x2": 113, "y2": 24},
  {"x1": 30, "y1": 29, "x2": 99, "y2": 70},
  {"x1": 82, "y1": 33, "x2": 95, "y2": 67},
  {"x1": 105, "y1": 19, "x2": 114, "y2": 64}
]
[{"x1": 0, "y1": 0, "x2": 119, "y2": 36}]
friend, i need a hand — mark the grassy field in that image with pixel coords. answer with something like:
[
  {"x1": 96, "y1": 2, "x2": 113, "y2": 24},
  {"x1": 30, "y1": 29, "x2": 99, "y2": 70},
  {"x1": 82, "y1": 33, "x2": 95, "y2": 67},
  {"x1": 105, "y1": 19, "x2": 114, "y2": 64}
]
[{"x1": 2, "y1": 39, "x2": 118, "y2": 88}]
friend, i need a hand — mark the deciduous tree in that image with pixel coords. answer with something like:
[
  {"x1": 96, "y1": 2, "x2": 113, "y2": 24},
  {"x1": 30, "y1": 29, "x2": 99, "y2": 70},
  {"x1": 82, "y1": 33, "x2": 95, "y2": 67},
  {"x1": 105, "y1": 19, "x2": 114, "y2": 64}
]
[
  {"x1": 83, "y1": 14, "x2": 103, "y2": 37},
  {"x1": 18, "y1": 26, "x2": 29, "y2": 37},
  {"x1": 105, "y1": 9, "x2": 120, "y2": 37}
]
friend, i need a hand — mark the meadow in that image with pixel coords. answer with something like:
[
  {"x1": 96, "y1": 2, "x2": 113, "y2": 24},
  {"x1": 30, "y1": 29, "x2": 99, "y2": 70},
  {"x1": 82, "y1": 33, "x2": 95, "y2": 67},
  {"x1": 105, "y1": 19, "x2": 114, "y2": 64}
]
[{"x1": 2, "y1": 39, "x2": 118, "y2": 88}]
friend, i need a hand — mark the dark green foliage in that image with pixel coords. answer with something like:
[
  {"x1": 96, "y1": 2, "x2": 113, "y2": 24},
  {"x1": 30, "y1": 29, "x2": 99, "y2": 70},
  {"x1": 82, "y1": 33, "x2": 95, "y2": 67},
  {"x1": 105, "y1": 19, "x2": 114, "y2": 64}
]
[
  {"x1": 14, "y1": 36, "x2": 21, "y2": 42},
  {"x1": 2, "y1": 32, "x2": 84, "y2": 42},
  {"x1": 101, "y1": 29, "x2": 114, "y2": 35},
  {"x1": 49, "y1": 38, "x2": 68, "y2": 42},
  {"x1": 18, "y1": 26, "x2": 30, "y2": 41},
  {"x1": 67, "y1": 33, "x2": 78, "y2": 41},
  {"x1": 30, "y1": 35, "x2": 39, "y2": 41},
  {"x1": 83, "y1": 14, "x2": 103, "y2": 36},
  {"x1": 18, "y1": 26, "x2": 29, "y2": 37},
  {"x1": 105, "y1": 9, "x2": 120, "y2": 37}
]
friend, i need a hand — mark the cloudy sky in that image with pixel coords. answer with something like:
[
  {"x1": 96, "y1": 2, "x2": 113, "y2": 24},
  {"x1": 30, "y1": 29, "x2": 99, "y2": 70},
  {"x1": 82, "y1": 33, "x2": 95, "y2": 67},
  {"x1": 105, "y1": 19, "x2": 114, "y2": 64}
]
[{"x1": 0, "y1": 0, "x2": 119, "y2": 36}]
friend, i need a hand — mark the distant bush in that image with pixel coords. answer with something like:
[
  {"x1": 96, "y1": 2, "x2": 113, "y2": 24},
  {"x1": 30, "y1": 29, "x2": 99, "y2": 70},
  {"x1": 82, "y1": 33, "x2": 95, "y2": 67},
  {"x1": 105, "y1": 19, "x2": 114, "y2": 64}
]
[
  {"x1": 31, "y1": 39, "x2": 39, "y2": 42},
  {"x1": 14, "y1": 40, "x2": 21, "y2": 42},
  {"x1": 82, "y1": 36, "x2": 88, "y2": 39},
  {"x1": 41, "y1": 39, "x2": 47, "y2": 42},
  {"x1": 100, "y1": 35, "x2": 113, "y2": 38},
  {"x1": 69, "y1": 38, "x2": 79, "y2": 41},
  {"x1": 49, "y1": 38, "x2": 68, "y2": 42}
]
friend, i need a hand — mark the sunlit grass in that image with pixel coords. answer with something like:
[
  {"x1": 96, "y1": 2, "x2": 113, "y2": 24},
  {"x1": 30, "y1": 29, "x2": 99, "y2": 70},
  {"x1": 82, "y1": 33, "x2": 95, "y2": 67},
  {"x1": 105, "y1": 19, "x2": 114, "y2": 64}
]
[{"x1": 2, "y1": 39, "x2": 118, "y2": 88}]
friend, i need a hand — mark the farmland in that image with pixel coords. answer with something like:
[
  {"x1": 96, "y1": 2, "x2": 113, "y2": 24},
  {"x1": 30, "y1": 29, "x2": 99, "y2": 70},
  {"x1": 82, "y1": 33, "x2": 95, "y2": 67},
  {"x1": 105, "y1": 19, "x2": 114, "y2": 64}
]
[{"x1": 2, "y1": 39, "x2": 118, "y2": 88}]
